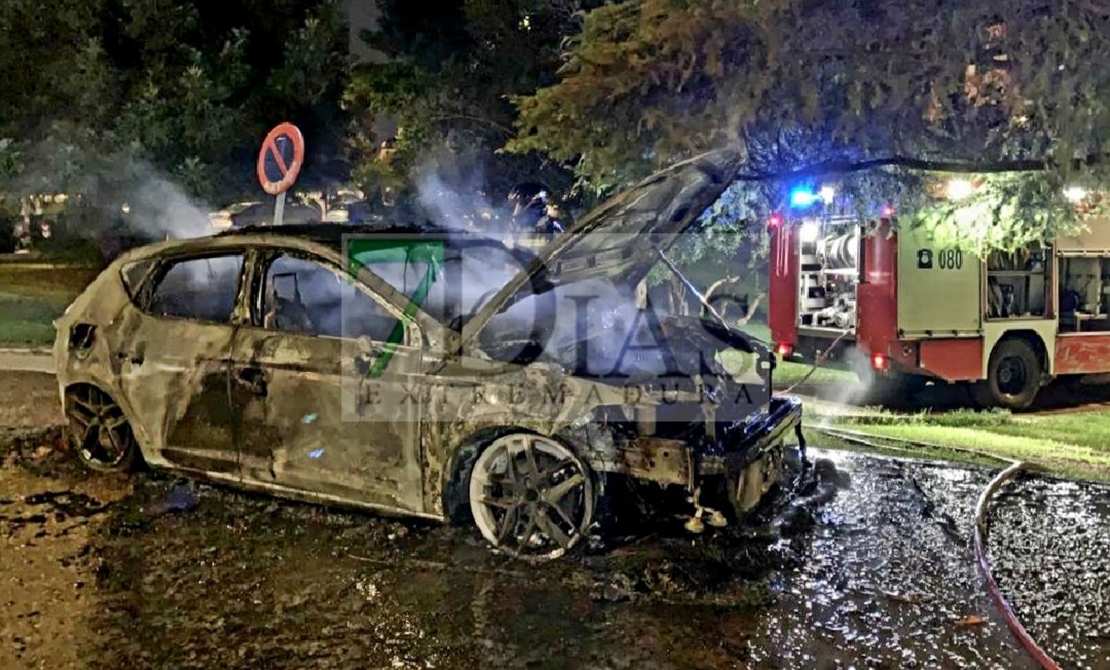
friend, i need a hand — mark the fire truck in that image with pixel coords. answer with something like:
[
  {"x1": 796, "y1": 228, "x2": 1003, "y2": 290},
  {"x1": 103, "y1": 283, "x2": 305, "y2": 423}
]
[{"x1": 767, "y1": 182, "x2": 1110, "y2": 410}]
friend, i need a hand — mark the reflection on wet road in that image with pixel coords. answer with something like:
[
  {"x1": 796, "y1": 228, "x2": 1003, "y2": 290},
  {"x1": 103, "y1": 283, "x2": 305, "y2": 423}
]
[
  {"x1": 989, "y1": 475, "x2": 1110, "y2": 670},
  {"x1": 6, "y1": 444, "x2": 1107, "y2": 669}
]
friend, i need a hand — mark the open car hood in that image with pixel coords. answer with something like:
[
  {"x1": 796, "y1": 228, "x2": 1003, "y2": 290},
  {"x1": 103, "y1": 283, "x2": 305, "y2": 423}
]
[{"x1": 459, "y1": 148, "x2": 745, "y2": 350}]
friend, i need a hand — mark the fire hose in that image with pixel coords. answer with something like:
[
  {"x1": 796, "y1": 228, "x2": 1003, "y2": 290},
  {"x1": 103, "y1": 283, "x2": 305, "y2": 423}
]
[
  {"x1": 780, "y1": 329, "x2": 853, "y2": 395},
  {"x1": 973, "y1": 461, "x2": 1063, "y2": 670},
  {"x1": 811, "y1": 426, "x2": 1063, "y2": 670}
]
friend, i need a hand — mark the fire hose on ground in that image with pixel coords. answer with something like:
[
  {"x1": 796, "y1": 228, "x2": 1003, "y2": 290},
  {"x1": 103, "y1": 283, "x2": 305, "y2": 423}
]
[
  {"x1": 810, "y1": 426, "x2": 1064, "y2": 670},
  {"x1": 780, "y1": 329, "x2": 853, "y2": 395},
  {"x1": 753, "y1": 308, "x2": 1061, "y2": 665}
]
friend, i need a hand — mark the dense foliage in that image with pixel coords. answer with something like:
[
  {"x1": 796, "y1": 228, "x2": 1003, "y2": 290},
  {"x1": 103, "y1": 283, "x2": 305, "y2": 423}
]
[
  {"x1": 6, "y1": 0, "x2": 1110, "y2": 260},
  {"x1": 0, "y1": 0, "x2": 348, "y2": 205},
  {"x1": 508, "y1": 0, "x2": 1110, "y2": 249},
  {"x1": 344, "y1": 0, "x2": 608, "y2": 211}
]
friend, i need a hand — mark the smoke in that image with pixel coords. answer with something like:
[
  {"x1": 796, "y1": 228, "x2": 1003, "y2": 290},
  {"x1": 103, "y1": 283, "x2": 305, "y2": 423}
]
[
  {"x1": 358, "y1": 171, "x2": 659, "y2": 378},
  {"x1": 364, "y1": 239, "x2": 527, "y2": 328},
  {"x1": 483, "y1": 278, "x2": 642, "y2": 375},
  {"x1": 412, "y1": 156, "x2": 519, "y2": 240},
  {"x1": 118, "y1": 170, "x2": 212, "y2": 240},
  {"x1": 400, "y1": 162, "x2": 741, "y2": 381},
  {"x1": 9, "y1": 140, "x2": 216, "y2": 245}
]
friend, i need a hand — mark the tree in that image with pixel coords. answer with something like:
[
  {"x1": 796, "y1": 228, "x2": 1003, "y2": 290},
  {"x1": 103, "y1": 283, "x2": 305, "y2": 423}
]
[
  {"x1": 507, "y1": 0, "x2": 1110, "y2": 250},
  {"x1": 345, "y1": 0, "x2": 607, "y2": 213},
  {"x1": 0, "y1": 0, "x2": 349, "y2": 207}
]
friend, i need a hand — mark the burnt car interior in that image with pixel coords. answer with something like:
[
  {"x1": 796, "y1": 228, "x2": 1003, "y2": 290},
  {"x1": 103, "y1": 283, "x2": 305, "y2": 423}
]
[
  {"x1": 147, "y1": 254, "x2": 245, "y2": 323},
  {"x1": 259, "y1": 253, "x2": 399, "y2": 341}
]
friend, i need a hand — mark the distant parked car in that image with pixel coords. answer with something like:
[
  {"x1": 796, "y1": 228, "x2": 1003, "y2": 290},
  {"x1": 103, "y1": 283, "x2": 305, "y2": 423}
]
[
  {"x1": 208, "y1": 202, "x2": 263, "y2": 231},
  {"x1": 228, "y1": 200, "x2": 321, "y2": 228}
]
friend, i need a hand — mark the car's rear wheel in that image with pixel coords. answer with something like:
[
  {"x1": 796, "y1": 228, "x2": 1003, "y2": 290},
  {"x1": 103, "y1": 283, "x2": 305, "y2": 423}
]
[
  {"x1": 468, "y1": 433, "x2": 595, "y2": 561},
  {"x1": 65, "y1": 386, "x2": 139, "y2": 473}
]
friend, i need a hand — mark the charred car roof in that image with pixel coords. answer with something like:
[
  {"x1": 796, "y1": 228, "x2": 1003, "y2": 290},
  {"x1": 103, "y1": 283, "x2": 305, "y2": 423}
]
[{"x1": 217, "y1": 222, "x2": 481, "y2": 247}]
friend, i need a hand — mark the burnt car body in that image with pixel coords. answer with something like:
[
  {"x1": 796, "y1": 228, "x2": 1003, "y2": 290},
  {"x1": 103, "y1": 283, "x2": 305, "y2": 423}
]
[{"x1": 54, "y1": 149, "x2": 804, "y2": 560}]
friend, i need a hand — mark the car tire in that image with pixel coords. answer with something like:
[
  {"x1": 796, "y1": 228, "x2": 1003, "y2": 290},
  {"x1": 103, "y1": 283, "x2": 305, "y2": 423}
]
[
  {"x1": 973, "y1": 338, "x2": 1042, "y2": 411},
  {"x1": 467, "y1": 433, "x2": 596, "y2": 561},
  {"x1": 65, "y1": 386, "x2": 140, "y2": 473}
]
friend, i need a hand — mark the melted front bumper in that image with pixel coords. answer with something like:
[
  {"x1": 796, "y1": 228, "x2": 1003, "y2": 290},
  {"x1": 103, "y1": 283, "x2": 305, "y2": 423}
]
[
  {"x1": 698, "y1": 394, "x2": 805, "y2": 476},
  {"x1": 587, "y1": 395, "x2": 804, "y2": 490}
]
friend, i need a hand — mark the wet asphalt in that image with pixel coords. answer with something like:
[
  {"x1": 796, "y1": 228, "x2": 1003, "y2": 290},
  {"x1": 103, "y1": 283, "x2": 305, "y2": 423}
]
[
  {"x1": 9, "y1": 425, "x2": 1110, "y2": 669},
  {"x1": 988, "y1": 474, "x2": 1110, "y2": 669}
]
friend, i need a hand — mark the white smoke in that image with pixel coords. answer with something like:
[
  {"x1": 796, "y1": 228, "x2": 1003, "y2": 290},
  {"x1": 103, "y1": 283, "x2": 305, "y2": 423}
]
[
  {"x1": 121, "y1": 169, "x2": 212, "y2": 240},
  {"x1": 9, "y1": 137, "x2": 217, "y2": 244},
  {"x1": 412, "y1": 159, "x2": 516, "y2": 240}
]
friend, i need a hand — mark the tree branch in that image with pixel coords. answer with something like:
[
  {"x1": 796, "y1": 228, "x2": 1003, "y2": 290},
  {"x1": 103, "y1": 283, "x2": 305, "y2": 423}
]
[
  {"x1": 734, "y1": 152, "x2": 1107, "y2": 182},
  {"x1": 425, "y1": 114, "x2": 515, "y2": 137}
]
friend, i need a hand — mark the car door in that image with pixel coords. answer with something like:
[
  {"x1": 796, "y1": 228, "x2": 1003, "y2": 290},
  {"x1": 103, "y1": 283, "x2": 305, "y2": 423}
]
[
  {"x1": 116, "y1": 251, "x2": 245, "y2": 476},
  {"x1": 229, "y1": 249, "x2": 425, "y2": 513}
]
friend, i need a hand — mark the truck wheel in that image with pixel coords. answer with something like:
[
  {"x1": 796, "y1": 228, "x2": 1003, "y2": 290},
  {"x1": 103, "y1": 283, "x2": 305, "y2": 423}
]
[{"x1": 975, "y1": 339, "x2": 1041, "y2": 410}]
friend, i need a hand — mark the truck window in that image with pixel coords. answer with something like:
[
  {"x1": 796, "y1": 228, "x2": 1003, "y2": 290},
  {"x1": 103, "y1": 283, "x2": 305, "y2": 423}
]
[
  {"x1": 1058, "y1": 255, "x2": 1110, "y2": 332},
  {"x1": 985, "y1": 245, "x2": 1050, "y2": 320}
]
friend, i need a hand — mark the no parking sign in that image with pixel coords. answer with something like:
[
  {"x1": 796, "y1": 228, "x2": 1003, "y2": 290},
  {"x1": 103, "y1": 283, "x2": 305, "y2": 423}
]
[{"x1": 257, "y1": 123, "x2": 305, "y2": 225}]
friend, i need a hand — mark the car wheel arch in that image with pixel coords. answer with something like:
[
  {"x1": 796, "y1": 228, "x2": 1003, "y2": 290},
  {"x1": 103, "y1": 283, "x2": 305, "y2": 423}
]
[{"x1": 63, "y1": 382, "x2": 145, "y2": 472}]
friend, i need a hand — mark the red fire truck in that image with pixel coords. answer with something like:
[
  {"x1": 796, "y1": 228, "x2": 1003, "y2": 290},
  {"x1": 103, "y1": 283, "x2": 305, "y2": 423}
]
[{"x1": 767, "y1": 183, "x2": 1110, "y2": 410}]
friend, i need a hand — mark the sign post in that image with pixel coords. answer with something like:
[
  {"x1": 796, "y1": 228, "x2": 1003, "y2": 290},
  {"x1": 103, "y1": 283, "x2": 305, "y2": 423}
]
[{"x1": 257, "y1": 123, "x2": 305, "y2": 226}]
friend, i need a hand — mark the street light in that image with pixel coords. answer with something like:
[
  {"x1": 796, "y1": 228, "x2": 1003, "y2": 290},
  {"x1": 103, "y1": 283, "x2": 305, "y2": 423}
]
[
  {"x1": 946, "y1": 179, "x2": 974, "y2": 200},
  {"x1": 1064, "y1": 186, "x2": 1088, "y2": 203}
]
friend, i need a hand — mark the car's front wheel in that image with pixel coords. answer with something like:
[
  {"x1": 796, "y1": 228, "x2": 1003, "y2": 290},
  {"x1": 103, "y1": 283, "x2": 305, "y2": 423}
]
[
  {"x1": 467, "y1": 433, "x2": 596, "y2": 561},
  {"x1": 65, "y1": 385, "x2": 140, "y2": 473}
]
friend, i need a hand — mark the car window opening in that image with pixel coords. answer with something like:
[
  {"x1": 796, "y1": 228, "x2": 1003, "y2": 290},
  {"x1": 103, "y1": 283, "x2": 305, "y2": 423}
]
[
  {"x1": 262, "y1": 254, "x2": 397, "y2": 342},
  {"x1": 147, "y1": 254, "x2": 245, "y2": 324}
]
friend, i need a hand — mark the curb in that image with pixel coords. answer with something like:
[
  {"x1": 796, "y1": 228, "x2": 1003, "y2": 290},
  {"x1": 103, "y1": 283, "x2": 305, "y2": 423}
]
[{"x1": 0, "y1": 350, "x2": 55, "y2": 374}]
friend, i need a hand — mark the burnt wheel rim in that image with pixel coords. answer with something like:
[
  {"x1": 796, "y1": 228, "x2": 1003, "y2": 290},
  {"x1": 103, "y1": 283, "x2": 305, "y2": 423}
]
[
  {"x1": 469, "y1": 434, "x2": 593, "y2": 561},
  {"x1": 996, "y1": 355, "x2": 1029, "y2": 396},
  {"x1": 67, "y1": 388, "x2": 133, "y2": 469}
]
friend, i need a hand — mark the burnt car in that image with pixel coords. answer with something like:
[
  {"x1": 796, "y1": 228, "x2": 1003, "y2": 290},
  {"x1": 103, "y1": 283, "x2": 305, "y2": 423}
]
[{"x1": 53, "y1": 149, "x2": 804, "y2": 560}]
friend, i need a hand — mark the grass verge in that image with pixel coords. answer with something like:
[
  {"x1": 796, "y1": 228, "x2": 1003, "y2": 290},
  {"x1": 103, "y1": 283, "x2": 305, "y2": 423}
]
[
  {"x1": 819, "y1": 408, "x2": 1110, "y2": 481},
  {"x1": 0, "y1": 263, "x2": 99, "y2": 348},
  {"x1": 731, "y1": 320, "x2": 1110, "y2": 479}
]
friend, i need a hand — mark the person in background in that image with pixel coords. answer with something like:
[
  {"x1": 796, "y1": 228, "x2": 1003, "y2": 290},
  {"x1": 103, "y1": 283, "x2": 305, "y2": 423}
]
[{"x1": 507, "y1": 183, "x2": 565, "y2": 250}]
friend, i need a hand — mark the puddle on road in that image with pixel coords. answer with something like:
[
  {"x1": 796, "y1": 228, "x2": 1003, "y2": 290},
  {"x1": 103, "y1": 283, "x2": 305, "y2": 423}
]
[
  {"x1": 5, "y1": 434, "x2": 1100, "y2": 670},
  {"x1": 55, "y1": 449, "x2": 1045, "y2": 670}
]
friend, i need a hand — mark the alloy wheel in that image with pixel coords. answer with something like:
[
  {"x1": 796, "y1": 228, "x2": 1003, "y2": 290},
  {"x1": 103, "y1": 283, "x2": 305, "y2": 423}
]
[
  {"x1": 468, "y1": 433, "x2": 595, "y2": 561},
  {"x1": 66, "y1": 386, "x2": 137, "y2": 471}
]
